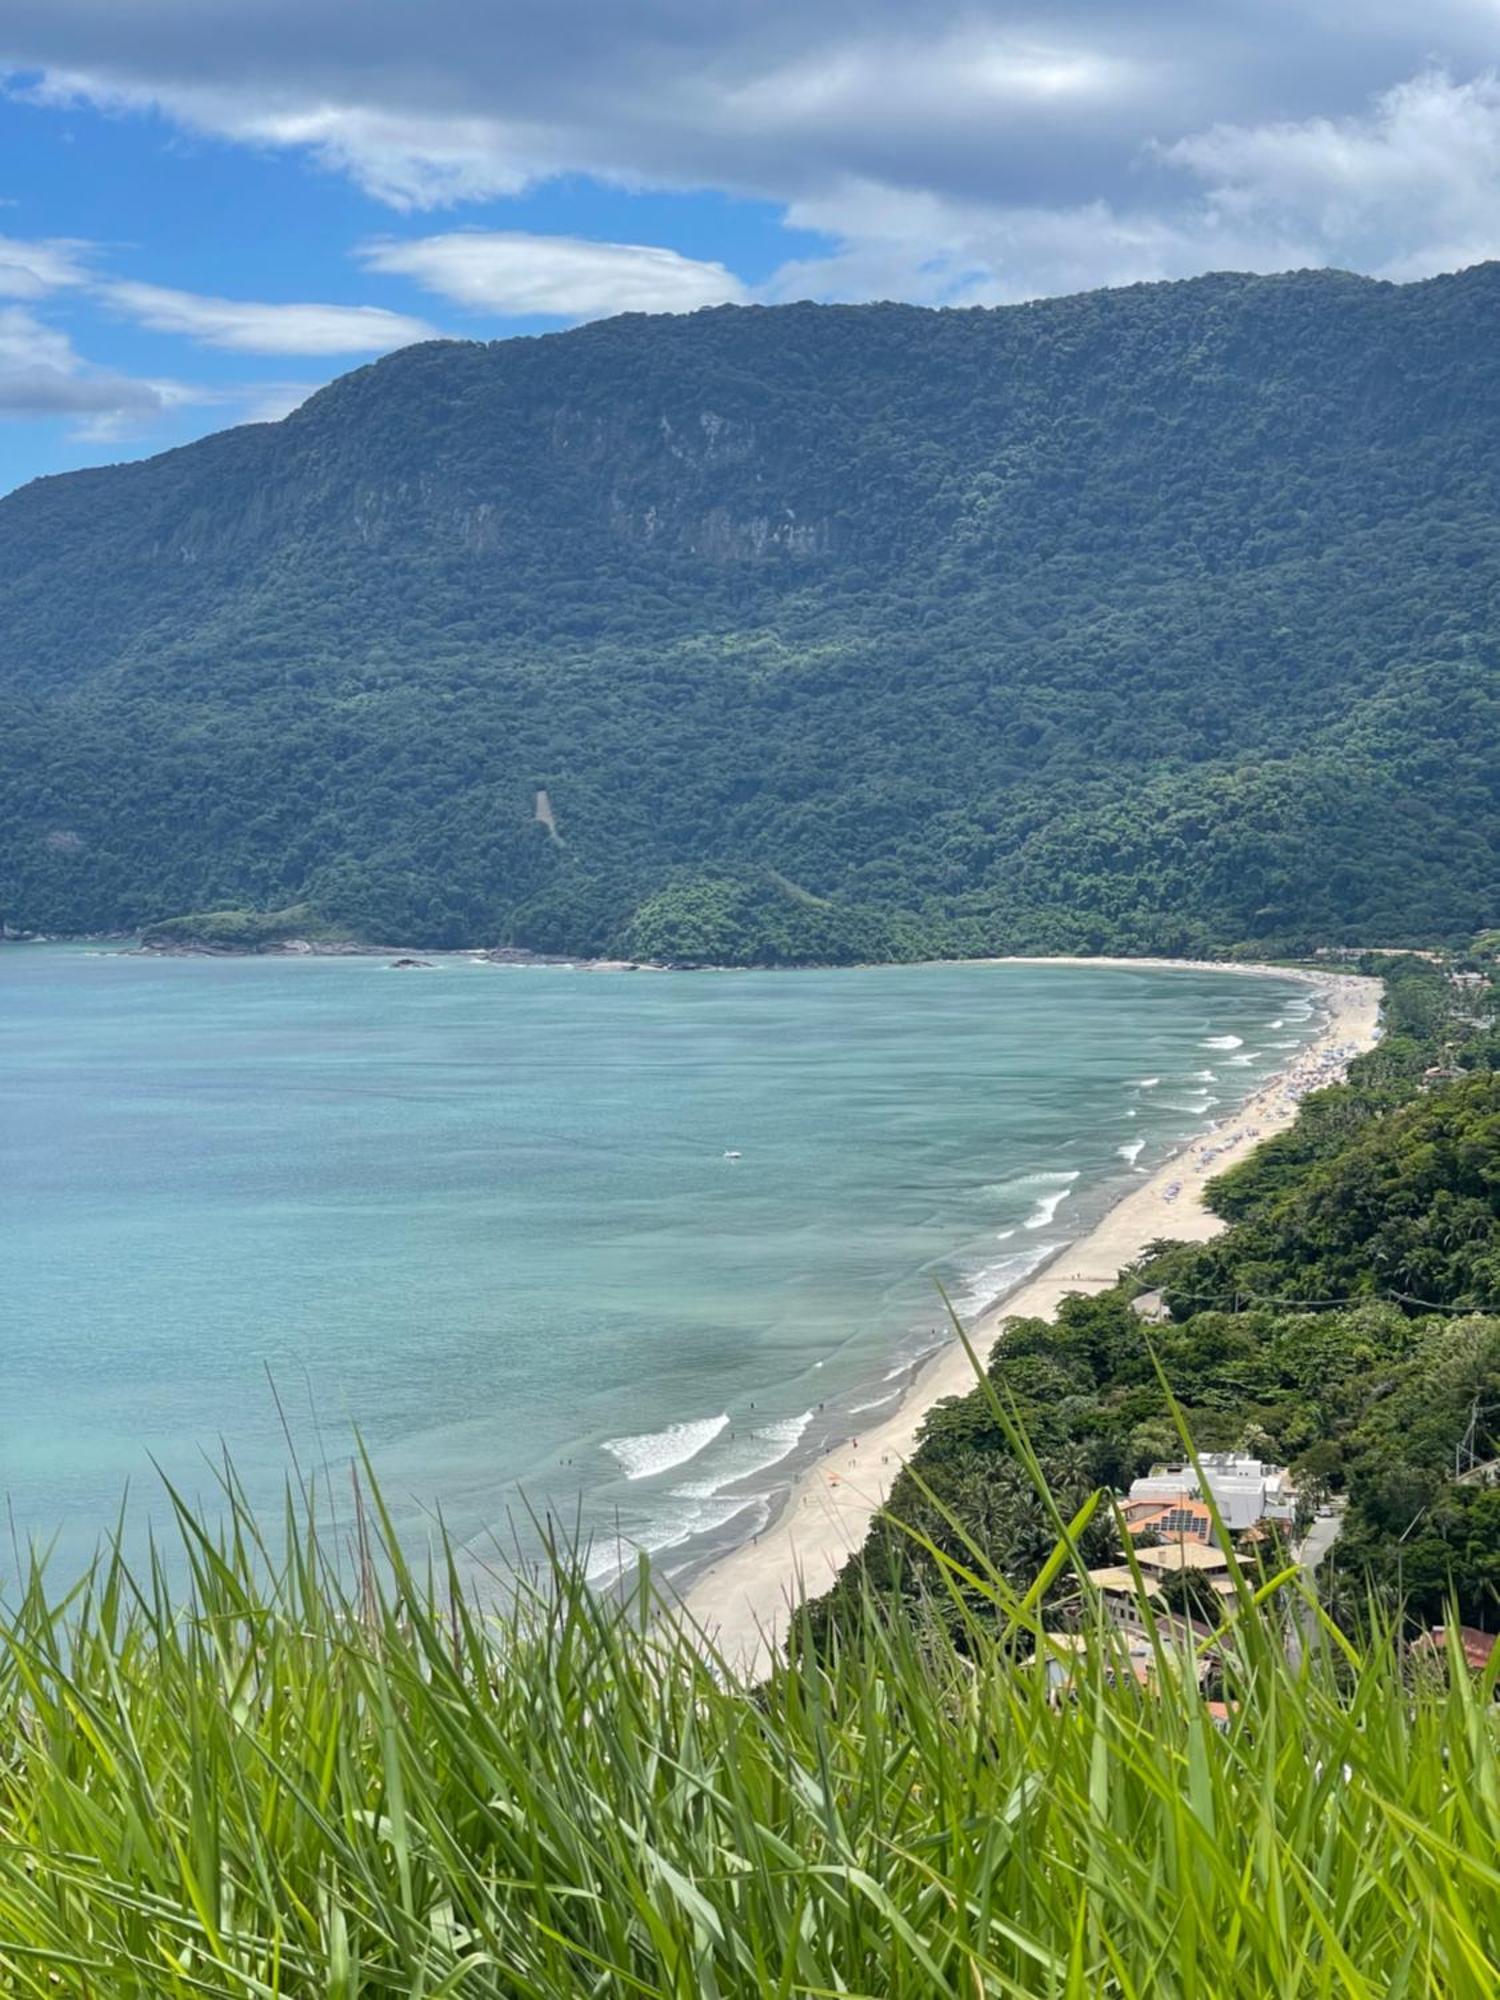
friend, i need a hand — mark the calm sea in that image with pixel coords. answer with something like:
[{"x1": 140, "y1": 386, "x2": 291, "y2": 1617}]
[{"x1": 0, "y1": 949, "x2": 1319, "y2": 1585}]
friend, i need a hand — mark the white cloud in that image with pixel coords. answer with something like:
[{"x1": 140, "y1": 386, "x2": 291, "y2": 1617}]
[
  {"x1": 20, "y1": 71, "x2": 571, "y2": 212},
  {"x1": 7, "y1": 8, "x2": 1500, "y2": 311},
  {"x1": 236, "y1": 379, "x2": 324, "y2": 423},
  {"x1": 722, "y1": 28, "x2": 1149, "y2": 150},
  {"x1": 0, "y1": 303, "x2": 174, "y2": 433},
  {"x1": 0, "y1": 233, "x2": 91, "y2": 298},
  {"x1": 360, "y1": 231, "x2": 746, "y2": 317},
  {"x1": 764, "y1": 180, "x2": 1307, "y2": 309},
  {"x1": 229, "y1": 104, "x2": 545, "y2": 211},
  {"x1": 7, "y1": 19, "x2": 1168, "y2": 221},
  {"x1": 0, "y1": 303, "x2": 77, "y2": 375},
  {"x1": 766, "y1": 68, "x2": 1500, "y2": 306},
  {"x1": 1159, "y1": 68, "x2": 1500, "y2": 281},
  {"x1": 99, "y1": 280, "x2": 437, "y2": 354}
]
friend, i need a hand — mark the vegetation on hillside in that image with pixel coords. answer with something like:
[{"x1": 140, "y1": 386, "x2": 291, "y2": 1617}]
[
  {"x1": 812, "y1": 956, "x2": 1500, "y2": 1649},
  {"x1": 3, "y1": 267, "x2": 1500, "y2": 955},
  {"x1": 137, "y1": 904, "x2": 361, "y2": 952}
]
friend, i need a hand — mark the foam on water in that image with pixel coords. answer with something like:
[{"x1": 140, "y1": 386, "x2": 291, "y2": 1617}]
[
  {"x1": 1024, "y1": 1176, "x2": 1079, "y2": 1230},
  {"x1": 981, "y1": 1168, "x2": 1080, "y2": 1232},
  {"x1": 673, "y1": 1410, "x2": 816, "y2": 1498},
  {"x1": 1202, "y1": 1035, "x2": 1244, "y2": 1050},
  {"x1": 987, "y1": 1168, "x2": 1081, "y2": 1195},
  {"x1": 602, "y1": 1413, "x2": 729, "y2": 1481},
  {"x1": 954, "y1": 1240, "x2": 1057, "y2": 1316},
  {"x1": 1117, "y1": 1138, "x2": 1146, "y2": 1165},
  {"x1": 849, "y1": 1389, "x2": 902, "y2": 1417},
  {"x1": 585, "y1": 1489, "x2": 771, "y2": 1587},
  {"x1": 1137, "y1": 1076, "x2": 1162, "y2": 1088},
  {"x1": 1226, "y1": 1052, "x2": 1255, "y2": 1066}
]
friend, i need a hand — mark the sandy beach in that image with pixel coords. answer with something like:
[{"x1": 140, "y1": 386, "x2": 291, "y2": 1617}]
[{"x1": 681, "y1": 959, "x2": 1383, "y2": 1677}]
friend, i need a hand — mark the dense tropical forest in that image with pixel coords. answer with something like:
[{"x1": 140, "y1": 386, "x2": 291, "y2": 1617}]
[
  {"x1": 3, "y1": 265, "x2": 1500, "y2": 958},
  {"x1": 811, "y1": 955, "x2": 1500, "y2": 1648}
]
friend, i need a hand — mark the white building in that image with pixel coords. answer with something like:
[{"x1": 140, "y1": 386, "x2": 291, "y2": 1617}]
[{"x1": 1128, "y1": 1453, "x2": 1296, "y2": 1532}]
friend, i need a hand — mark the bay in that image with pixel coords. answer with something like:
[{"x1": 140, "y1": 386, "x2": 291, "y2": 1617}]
[{"x1": 0, "y1": 949, "x2": 1319, "y2": 1584}]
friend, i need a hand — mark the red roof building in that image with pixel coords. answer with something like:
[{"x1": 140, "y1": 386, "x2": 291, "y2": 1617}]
[{"x1": 1415, "y1": 1626, "x2": 1499, "y2": 1673}]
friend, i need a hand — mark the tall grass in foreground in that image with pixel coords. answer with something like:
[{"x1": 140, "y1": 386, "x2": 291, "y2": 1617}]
[{"x1": 0, "y1": 1466, "x2": 1497, "y2": 1997}]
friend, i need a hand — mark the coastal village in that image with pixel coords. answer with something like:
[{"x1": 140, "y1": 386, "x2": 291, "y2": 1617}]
[
  {"x1": 1043, "y1": 1450, "x2": 1310, "y2": 1711},
  {"x1": 1047, "y1": 1440, "x2": 1500, "y2": 1700}
]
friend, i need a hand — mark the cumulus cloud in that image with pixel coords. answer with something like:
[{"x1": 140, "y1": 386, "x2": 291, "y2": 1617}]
[
  {"x1": 766, "y1": 68, "x2": 1500, "y2": 305},
  {"x1": 361, "y1": 231, "x2": 745, "y2": 317},
  {"x1": 1159, "y1": 68, "x2": 1500, "y2": 282},
  {"x1": 98, "y1": 280, "x2": 436, "y2": 355}
]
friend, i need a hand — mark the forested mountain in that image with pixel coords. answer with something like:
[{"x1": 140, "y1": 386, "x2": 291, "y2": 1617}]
[{"x1": 2, "y1": 265, "x2": 1498, "y2": 955}]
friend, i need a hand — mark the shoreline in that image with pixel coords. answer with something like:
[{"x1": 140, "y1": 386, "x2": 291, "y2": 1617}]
[
  {"x1": 679, "y1": 961, "x2": 1383, "y2": 1678},
  {"x1": 8, "y1": 933, "x2": 1383, "y2": 982}
]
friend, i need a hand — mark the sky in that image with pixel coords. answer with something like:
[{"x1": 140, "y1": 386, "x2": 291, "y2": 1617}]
[{"x1": 3, "y1": 2, "x2": 1500, "y2": 493}]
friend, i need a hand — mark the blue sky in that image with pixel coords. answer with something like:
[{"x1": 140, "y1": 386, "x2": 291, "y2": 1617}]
[{"x1": 4, "y1": 2, "x2": 1500, "y2": 493}]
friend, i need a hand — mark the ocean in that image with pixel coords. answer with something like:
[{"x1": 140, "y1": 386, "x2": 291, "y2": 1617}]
[{"x1": 0, "y1": 948, "x2": 1320, "y2": 1586}]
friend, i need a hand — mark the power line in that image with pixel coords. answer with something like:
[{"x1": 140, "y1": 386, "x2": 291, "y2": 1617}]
[{"x1": 1146, "y1": 1284, "x2": 1492, "y2": 1317}]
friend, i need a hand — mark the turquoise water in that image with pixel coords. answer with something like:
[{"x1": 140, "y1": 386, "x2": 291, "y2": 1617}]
[{"x1": 0, "y1": 949, "x2": 1319, "y2": 1585}]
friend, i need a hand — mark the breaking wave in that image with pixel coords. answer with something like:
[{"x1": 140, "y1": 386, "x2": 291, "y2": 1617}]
[
  {"x1": 673, "y1": 1410, "x2": 816, "y2": 1499},
  {"x1": 602, "y1": 1413, "x2": 729, "y2": 1482},
  {"x1": 1024, "y1": 1174, "x2": 1080, "y2": 1230},
  {"x1": 584, "y1": 1490, "x2": 771, "y2": 1587},
  {"x1": 952, "y1": 1240, "x2": 1058, "y2": 1318}
]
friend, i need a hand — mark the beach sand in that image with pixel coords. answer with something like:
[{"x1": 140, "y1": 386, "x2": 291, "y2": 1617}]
[{"x1": 680, "y1": 960, "x2": 1383, "y2": 1678}]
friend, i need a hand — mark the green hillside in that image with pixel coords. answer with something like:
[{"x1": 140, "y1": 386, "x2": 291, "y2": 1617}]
[
  {"x1": 810, "y1": 956, "x2": 1500, "y2": 1656},
  {"x1": 2, "y1": 267, "x2": 1498, "y2": 956}
]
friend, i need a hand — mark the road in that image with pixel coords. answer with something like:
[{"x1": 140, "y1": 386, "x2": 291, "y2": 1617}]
[{"x1": 1286, "y1": 1502, "x2": 1344, "y2": 1668}]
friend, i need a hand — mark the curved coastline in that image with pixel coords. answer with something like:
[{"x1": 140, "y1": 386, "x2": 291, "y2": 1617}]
[{"x1": 679, "y1": 960, "x2": 1383, "y2": 1677}]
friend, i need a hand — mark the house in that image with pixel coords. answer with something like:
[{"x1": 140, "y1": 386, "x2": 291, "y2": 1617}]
[
  {"x1": 1085, "y1": 1564, "x2": 1165, "y2": 1600},
  {"x1": 1075, "y1": 1567, "x2": 1163, "y2": 1643},
  {"x1": 1129, "y1": 1289, "x2": 1171, "y2": 1325},
  {"x1": 1132, "y1": 1540, "x2": 1231, "y2": 1574},
  {"x1": 1132, "y1": 1541, "x2": 1240, "y2": 1602},
  {"x1": 1035, "y1": 1629, "x2": 1156, "y2": 1694},
  {"x1": 1413, "y1": 1625, "x2": 1499, "y2": 1674},
  {"x1": 1122, "y1": 1494, "x2": 1216, "y2": 1544},
  {"x1": 1128, "y1": 1453, "x2": 1297, "y2": 1532}
]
